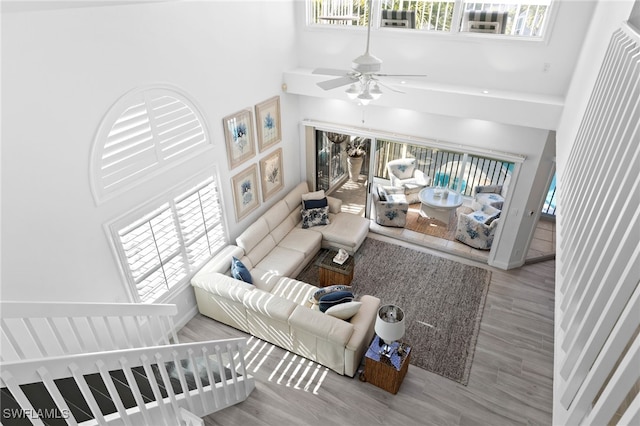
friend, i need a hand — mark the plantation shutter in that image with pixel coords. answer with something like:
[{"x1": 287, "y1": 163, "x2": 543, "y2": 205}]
[
  {"x1": 175, "y1": 179, "x2": 227, "y2": 268},
  {"x1": 114, "y1": 175, "x2": 228, "y2": 303},
  {"x1": 94, "y1": 87, "x2": 209, "y2": 203},
  {"x1": 118, "y1": 204, "x2": 188, "y2": 303}
]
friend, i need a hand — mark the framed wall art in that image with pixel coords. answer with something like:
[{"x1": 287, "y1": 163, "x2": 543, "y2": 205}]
[
  {"x1": 231, "y1": 164, "x2": 260, "y2": 221},
  {"x1": 255, "y1": 96, "x2": 281, "y2": 152},
  {"x1": 223, "y1": 108, "x2": 256, "y2": 169},
  {"x1": 259, "y1": 148, "x2": 284, "y2": 202}
]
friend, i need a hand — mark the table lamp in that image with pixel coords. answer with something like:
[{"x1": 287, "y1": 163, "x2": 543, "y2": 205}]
[{"x1": 375, "y1": 304, "x2": 405, "y2": 357}]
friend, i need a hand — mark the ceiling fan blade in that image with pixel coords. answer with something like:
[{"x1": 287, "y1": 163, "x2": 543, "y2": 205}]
[
  {"x1": 317, "y1": 75, "x2": 358, "y2": 90},
  {"x1": 375, "y1": 80, "x2": 405, "y2": 94},
  {"x1": 373, "y1": 73, "x2": 428, "y2": 77},
  {"x1": 313, "y1": 68, "x2": 352, "y2": 76}
]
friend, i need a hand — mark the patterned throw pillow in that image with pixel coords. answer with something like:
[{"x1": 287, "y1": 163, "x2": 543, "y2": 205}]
[
  {"x1": 310, "y1": 285, "x2": 352, "y2": 304},
  {"x1": 230, "y1": 256, "x2": 252, "y2": 284},
  {"x1": 301, "y1": 206, "x2": 330, "y2": 229},
  {"x1": 318, "y1": 291, "x2": 354, "y2": 313}
]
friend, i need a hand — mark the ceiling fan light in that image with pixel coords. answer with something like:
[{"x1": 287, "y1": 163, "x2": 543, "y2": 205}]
[
  {"x1": 357, "y1": 89, "x2": 374, "y2": 105},
  {"x1": 370, "y1": 83, "x2": 383, "y2": 99},
  {"x1": 345, "y1": 84, "x2": 359, "y2": 100}
]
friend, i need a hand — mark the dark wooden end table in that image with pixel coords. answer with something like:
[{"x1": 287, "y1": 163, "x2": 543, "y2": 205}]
[
  {"x1": 316, "y1": 249, "x2": 355, "y2": 287},
  {"x1": 361, "y1": 335, "x2": 411, "y2": 394}
]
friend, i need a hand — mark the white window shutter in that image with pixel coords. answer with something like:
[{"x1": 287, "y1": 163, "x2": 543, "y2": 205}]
[
  {"x1": 175, "y1": 179, "x2": 226, "y2": 268},
  {"x1": 92, "y1": 86, "x2": 210, "y2": 204},
  {"x1": 118, "y1": 203, "x2": 188, "y2": 303},
  {"x1": 113, "y1": 176, "x2": 227, "y2": 303}
]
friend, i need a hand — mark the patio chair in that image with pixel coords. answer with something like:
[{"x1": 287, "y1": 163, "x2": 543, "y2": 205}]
[
  {"x1": 381, "y1": 10, "x2": 416, "y2": 29},
  {"x1": 386, "y1": 158, "x2": 431, "y2": 204},
  {"x1": 462, "y1": 10, "x2": 509, "y2": 34},
  {"x1": 474, "y1": 181, "x2": 508, "y2": 210},
  {"x1": 455, "y1": 204, "x2": 501, "y2": 250},
  {"x1": 372, "y1": 185, "x2": 408, "y2": 228}
]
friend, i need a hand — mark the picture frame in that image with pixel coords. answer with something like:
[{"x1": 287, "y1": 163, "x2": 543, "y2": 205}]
[
  {"x1": 255, "y1": 96, "x2": 281, "y2": 152},
  {"x1": 223, "y1": 108, "x2": 256, "y2": 169},
  {"x1": 231, "y1": 164, "x2": 260, "y2": 222},
  {"x1": 259, "y1": 148, "x2": 284, "y2": 202}
]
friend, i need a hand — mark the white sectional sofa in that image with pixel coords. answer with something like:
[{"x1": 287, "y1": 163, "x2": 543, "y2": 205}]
[{"x1": 191, "y1": 182, "x2": 380, "y2": 377}]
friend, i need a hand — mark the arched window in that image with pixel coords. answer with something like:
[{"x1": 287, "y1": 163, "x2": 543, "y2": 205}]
[{"x1": 91, "y1": 85, "x2": 210, "y2": 204}]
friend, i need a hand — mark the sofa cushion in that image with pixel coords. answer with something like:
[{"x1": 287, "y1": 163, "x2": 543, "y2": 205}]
[
  {"x1": 242, "y1": 234, "x2": 275, "y2": 269},
  {"x1": 301, "y1": 206, "x2": 330, "y2": 229},
  {"x1": 278, "y1": 227, "x2": 322, "y2": 257},
  {"x1": 270, "y1": 214, "x2": 296, "y2": 244},
  {"x1": 254, "y1": 246, "x2": 305, "y2": 279},
  {"x1": 262, "y1": 201, "x2": 291, "y2": 235},
  {"x1": 319, "y1": 291, "x2": 354, "y2": 313},
  {"x1": 283, "y1": 182, "x2": 310, "y2": 212},
  {"x1": 270, "y1": 276, "x2": 318, "y2": 306},
  {"x1": 231, "y1": 256, "x2": 252, "y2": 284},
  {"x1": 236, "y1": 218, "x2": 270, "y2": 254},
  {"x1": 315, "y1": 213, "x2": 369, "y2": 249},
  {"x1": 325, "y1": 301, "x2": 362, "y2": 320},
  {"x1": 246, "y1": 267, "x2": 282, "y2": 293},
  {"x1": 243, "y1": 288, "x2": 297, "y2": 323}
]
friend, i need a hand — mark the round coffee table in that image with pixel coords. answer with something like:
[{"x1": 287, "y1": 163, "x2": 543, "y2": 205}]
[{"x1": 418, "y1": 187, "x2": 463, "y2": 226}]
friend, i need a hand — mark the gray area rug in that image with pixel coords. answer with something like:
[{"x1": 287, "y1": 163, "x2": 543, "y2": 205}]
[{"x1": 296, "y1": 237, "x2": 491, "y2": 385}]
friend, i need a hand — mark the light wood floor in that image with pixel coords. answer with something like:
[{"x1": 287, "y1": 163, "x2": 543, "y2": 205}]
[{"x1": 178, "y1": 235, "x2": 555, "y2": 426}]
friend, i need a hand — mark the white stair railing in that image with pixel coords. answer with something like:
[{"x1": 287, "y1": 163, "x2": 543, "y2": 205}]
[
  {"x1": 1, "y1": 301, "x2": 179, "y2": 362},
  {"x1": 1, "y1": 338, "x2": 255, "y2": 425}
]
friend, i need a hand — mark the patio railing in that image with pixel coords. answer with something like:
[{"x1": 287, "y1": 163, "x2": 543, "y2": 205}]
[
  {"x1": 374, "y1": 139, "x2": 512, "y2": 198},
  {"x1": 310, "y1": 0, "x2": 551, "y2": 37},
  {"x1": 375, "y1": 139, "x2": 556, "y2": 218}
]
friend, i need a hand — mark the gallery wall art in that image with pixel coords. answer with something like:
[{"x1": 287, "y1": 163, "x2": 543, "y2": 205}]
[
  {"x1": 255, "y1": 96, "x2": 281, "y2": 152},
  {"x1": 223, "y1": 108, "x2": 256, "y2": 169},
  {"x1": 259, "y1": 148, "x2": 284, "y2": 201}
]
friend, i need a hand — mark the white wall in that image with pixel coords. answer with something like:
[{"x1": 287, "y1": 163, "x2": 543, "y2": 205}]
[
  {"x1": 292, "y1": 0, "x2": 596, "y2": 97},
  {"x1": 1, "y1": 1, "x2": 299, "y2": 316}
]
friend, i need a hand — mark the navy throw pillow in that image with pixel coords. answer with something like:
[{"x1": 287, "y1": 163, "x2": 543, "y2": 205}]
[
  {"x1": 302, "y1": 197, "x2": 328, "y2": 210},
  {"x1": 231, "y1": 256, "x2": 252, "y2": 284},
  {"x1": 319, "y1": 290, "x2": 354, "y2": 313}
]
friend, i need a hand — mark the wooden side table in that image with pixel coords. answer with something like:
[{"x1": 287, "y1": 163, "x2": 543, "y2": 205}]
[
  {"x1": 361, "y1": 336, "x2": 411, "y2": 394},
  {"x1": 317, "y1": 249, "x2": 355, "y2": 287}
]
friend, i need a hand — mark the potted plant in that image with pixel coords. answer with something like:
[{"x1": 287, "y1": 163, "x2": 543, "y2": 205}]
[{"x1": 346, "y1": 138, "x2": 367, "y2": 181}]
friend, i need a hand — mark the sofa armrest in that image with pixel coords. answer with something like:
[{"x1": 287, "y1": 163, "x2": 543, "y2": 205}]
[
  {"x1": 346, "y1": 294, "x2": 380, "y2": 351},
  {"x1": 326, "y1": 196, "x2": 342, "y2": 214},
  {"x1": 191, "y1": 272, "x2": 254, "y2": 302},
  {"x1": 289, "y1": 305, "x2": 354, "y2": 346}
]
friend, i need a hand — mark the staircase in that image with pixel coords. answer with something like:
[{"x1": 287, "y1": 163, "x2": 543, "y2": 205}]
[{"x1": 0, "y1": 302, "x2": 255, "y2": 425}]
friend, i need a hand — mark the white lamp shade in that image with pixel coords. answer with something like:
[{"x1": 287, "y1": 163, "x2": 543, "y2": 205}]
[{"x1": 375, "y1": 304, "x2": 405, "y2": 344}]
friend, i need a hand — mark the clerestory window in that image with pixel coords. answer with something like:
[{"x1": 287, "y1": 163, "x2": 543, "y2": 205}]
[
  {"x1": 110, "y1": 176, "x2": 227, "y2": 303},
  {"x1": 308, "y1": 0, "x2": 552, "y2": 39}
]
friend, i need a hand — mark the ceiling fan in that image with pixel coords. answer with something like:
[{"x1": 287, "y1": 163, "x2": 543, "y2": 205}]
[{"x1": 313, "y1": 0, "x2": 426, "y2": 104}]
